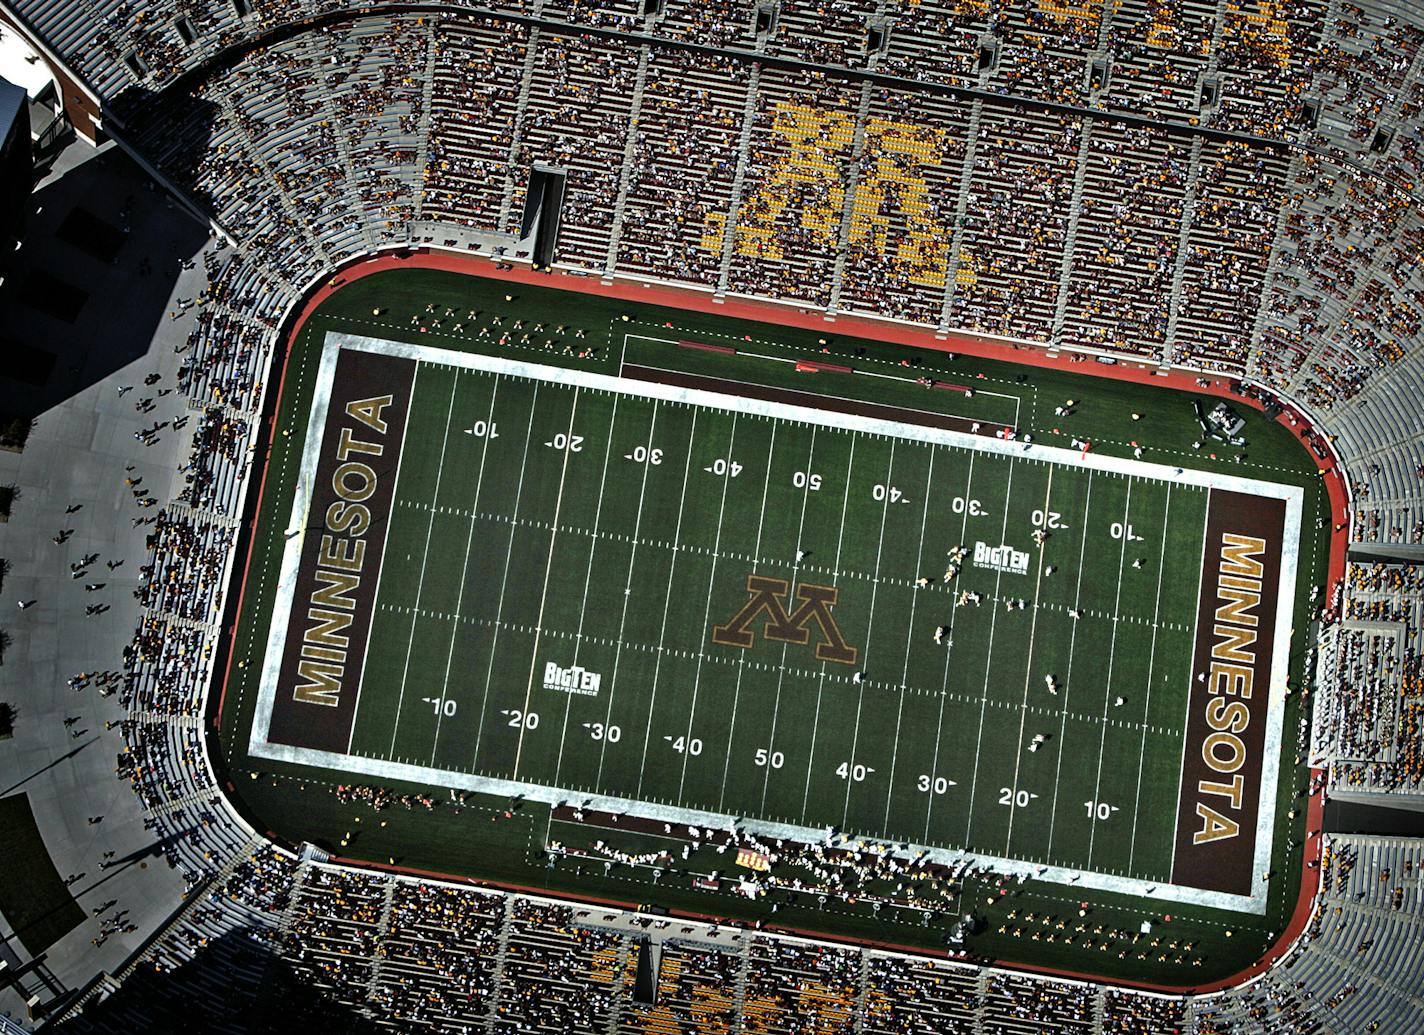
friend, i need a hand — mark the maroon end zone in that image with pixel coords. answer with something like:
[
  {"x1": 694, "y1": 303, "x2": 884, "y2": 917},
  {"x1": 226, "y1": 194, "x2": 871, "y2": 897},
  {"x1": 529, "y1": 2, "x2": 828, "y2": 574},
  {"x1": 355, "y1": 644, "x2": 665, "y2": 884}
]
[
  {"x1": 1171, "y1": 488, "x2": 1285, "y2": 898},
  {"x1": 265, "y1": 346, "x2": 416, "y2": 754}
]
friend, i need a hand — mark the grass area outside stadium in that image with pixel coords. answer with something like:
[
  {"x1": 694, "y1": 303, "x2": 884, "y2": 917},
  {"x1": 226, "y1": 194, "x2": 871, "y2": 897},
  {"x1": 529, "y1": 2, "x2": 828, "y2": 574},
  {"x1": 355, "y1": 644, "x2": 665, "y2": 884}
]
[{"x1": 213, "y1": 256, "x2": 1336, "y2": 989}]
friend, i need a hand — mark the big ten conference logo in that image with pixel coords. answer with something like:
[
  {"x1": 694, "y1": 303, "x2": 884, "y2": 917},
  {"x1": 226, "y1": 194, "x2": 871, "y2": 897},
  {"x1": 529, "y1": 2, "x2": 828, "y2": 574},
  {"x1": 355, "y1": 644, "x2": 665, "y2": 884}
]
[
  {"x1": 543, "y1": 662, "x2": 602, "y2": 696},
  {"x1": 973, "y1": 541, "x2": 1030, "y2": 576},
  {"x1": 712, "y1": 574, "x2": 858, "y2": 665}
]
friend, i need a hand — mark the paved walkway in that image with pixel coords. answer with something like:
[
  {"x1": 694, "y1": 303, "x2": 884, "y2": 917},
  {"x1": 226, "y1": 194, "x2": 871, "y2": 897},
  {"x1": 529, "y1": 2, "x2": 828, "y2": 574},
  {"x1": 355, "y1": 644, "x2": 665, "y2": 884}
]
[{"x1": 0, "y1": 140, "x2": 217, "y2": 1024}]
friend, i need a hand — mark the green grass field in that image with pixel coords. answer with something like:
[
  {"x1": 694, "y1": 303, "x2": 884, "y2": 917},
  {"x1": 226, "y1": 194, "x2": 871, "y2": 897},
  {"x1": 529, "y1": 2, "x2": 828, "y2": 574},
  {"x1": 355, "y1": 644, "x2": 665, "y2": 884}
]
[
  {"x1": 220, "y1": 266, "x2": 1330, "y2": 981},
  {"x1": 253, "y1": 327, "x2": 1300, "y2": 907}
]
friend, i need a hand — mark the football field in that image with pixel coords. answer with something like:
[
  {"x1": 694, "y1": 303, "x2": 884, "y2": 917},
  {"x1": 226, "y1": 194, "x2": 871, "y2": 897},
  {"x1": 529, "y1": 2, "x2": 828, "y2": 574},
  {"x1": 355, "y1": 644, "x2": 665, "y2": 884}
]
[{"x1": 250, "y1": 331, "x2": 1301, "y2": 913}]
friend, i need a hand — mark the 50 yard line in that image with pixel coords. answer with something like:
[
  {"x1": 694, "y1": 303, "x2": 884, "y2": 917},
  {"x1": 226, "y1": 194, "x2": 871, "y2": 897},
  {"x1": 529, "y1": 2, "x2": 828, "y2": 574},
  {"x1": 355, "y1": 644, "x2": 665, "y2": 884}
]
[
  {"x1": 796, "y1": 433, "x2": 853, "y2": 820},
  {"x1": 715, "y1": 422, "x2": 780, "y2": 813}
]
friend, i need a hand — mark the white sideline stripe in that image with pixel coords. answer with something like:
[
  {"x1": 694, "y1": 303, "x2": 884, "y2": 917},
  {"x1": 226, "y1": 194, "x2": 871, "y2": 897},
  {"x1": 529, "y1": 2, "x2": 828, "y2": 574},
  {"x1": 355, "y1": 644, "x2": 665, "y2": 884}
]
[
  {"x1": 251, "y1": 333, "x2": 1303, "y2": 916},
  {"x1": 253, "y1": 737, "x2": 1268, "y2": 913},
  {"x1": 308, "y1": 335, "x2": 1305, "y2": 504}
]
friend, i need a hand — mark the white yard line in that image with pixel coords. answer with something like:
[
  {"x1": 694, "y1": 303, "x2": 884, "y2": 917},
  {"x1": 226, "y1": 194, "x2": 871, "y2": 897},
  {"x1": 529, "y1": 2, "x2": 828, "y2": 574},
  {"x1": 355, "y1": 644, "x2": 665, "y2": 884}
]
[
  {"x1": 513, "y1": 387, "x2": 585, "y2": 778},
  {"x1": 715, "y1": 424, "x2": 780, "y2": 812},
  {"x1": 594, "y1": 402, "x2": 662, "y2": 788},
  {"x1": 429, "y1": 376, "x2": 502, "y2": 764},
  {"x1": 387, "y1": 373, "x2": 462, "y2": 757},
  {"x1": 1044, "y1": 472, "x2": 1095, "y2": 858},
  {"x1": 552, "y1": 395, "x2": 621, "y2": 787},
  {"x1": 961, "y1": 456, "x2": 1017, "y2": 844},
  {"x1": 839, "y1": 440, "x2": 897, "y2": 830},
  {"x1": 470, "y1": 389, "x2": 542, "y2": 768},
  {"x1": 881, "y1": 447, "x2": 936, "y2": 831},
  {"x1": 761, "y1": 426, "x2": 824, "y2": 816},
  {"x1": 1003, "y1": 466, "x2": 1056, "y2": 851},
  {"x1": 922, "y1": 449, "x2": 974, "y2": 843},
  {"x1": 634, "y1": 410, "x2": 700, "y2": 797},
  {"x1": 676, "y1": 413, "x2": 739, "y2": 800},
  {"x1": 796, "y1": 434, "x2": 855, "y2": 821},
  {"x1": 345, "y1": 361, "x2": 421, "y2": 754},
  {"x1": 1126, "y1": 483, "x2": 1174, "y2": 875},
  {"x1": 1169, "y1": 491, "x2": 1215, "y2": 885},
  {"x1": 1085, "y1": 478, "x2": 1135, "y2": 868}
]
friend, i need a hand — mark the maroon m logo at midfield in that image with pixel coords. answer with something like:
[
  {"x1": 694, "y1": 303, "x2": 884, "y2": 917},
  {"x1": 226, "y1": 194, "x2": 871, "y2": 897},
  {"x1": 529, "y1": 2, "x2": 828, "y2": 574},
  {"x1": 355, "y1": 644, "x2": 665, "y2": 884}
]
[{"x1": 712, "y1": 575, "x2": 858, "y2": 665}]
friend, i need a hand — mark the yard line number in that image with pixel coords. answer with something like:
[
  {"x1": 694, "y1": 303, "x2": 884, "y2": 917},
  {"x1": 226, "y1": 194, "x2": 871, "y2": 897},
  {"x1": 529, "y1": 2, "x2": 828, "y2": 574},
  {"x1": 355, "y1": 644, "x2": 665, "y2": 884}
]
[
  {"x1": 917, "y1": 774, "x2": 956, "y2": 794},
  {"x1": 837, "y1": 761, "x2": 874, "y2": 782},
  {"x1": 1085, "y1": 799, "x2": 1120, "y2": 820},
  {"x1": 625, "y1": 445, "x2": 663, "y2": 465},
  {"x1": 755, "y1": 748, "x2": 785, "y2": 769},
  {"x1": 999, "y1": 787, "x2": 1038, "y2": 808},
  {"x1": 502, "y1": 709, "x2": 539, "y2": 729},
  {"x1": 705, "y1": 458, "x2": 742, "y2": 477}
]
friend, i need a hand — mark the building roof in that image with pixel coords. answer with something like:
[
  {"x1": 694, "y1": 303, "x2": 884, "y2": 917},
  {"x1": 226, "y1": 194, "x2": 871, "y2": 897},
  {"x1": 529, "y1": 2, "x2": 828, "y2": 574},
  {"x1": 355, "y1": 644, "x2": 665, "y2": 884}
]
[
  {"x1": 0, "y1": 26, "x2": 55, "y2": 99},
  {"x1": 0, "y1": 76, "x2": 25, "y2": 145}
]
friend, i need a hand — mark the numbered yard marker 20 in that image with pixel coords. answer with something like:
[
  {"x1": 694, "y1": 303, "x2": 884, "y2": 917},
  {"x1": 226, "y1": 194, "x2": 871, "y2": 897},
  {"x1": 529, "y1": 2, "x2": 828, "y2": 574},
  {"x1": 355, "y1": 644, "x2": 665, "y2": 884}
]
[{"x1": 248, "y1": 333, "x2": 1303, "y2": 916}]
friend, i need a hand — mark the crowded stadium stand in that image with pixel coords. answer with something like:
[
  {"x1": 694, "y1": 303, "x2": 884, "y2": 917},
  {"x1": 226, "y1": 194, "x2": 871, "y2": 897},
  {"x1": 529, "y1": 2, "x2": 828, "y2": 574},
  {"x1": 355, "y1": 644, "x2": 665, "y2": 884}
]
[{"x1": 0, "y1": 0, "x2": 1422, "y2": 1030}]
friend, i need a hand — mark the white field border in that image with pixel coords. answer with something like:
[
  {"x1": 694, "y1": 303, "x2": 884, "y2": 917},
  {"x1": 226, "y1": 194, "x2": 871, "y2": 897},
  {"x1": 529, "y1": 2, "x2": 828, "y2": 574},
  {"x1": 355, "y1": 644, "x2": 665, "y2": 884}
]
[{"x1": 250, "y1": 331, "x2": 1304, "y2": 915}]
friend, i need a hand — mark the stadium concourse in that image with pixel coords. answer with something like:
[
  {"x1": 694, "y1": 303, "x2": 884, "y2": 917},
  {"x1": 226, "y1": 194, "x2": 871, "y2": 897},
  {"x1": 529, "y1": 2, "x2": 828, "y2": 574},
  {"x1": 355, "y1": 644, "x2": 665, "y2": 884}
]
[{"x1": 0, "y1": 0, "x2": 1418, "y2": 1032}]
